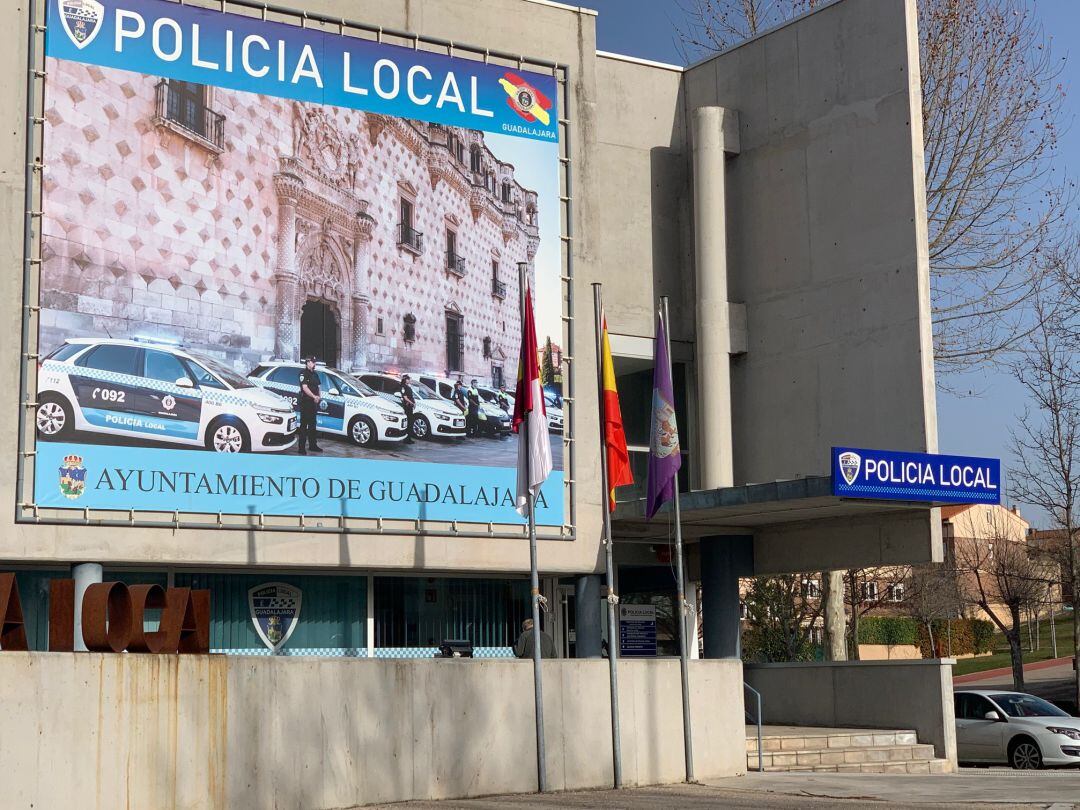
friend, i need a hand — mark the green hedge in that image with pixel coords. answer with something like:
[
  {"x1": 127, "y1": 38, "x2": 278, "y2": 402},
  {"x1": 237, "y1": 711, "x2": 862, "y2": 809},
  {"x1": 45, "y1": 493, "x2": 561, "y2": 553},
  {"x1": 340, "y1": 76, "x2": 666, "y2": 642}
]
[
  {"x1": 858, "y1": 617, "x2": 996, "y2": 657},
  {"x1": 857, "y1": 617, "x2": 919, "y2": 646}
]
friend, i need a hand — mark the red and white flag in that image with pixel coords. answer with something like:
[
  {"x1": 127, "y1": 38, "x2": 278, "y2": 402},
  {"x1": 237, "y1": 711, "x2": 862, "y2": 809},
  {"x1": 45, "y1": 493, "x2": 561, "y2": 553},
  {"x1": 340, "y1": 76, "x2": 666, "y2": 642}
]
[{"x1": 513, "y1": 280, "x2": 553, "y2": 517}]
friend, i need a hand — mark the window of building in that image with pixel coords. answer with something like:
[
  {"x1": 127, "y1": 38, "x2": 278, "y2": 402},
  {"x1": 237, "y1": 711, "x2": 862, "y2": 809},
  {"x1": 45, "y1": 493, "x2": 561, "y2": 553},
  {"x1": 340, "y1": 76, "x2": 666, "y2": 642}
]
[
  {"x1": 491, "y1": 260, "x2": 506, "y2": 299},
  {"x1": 445, "y1": 312, "x2": 464, "y2": 373},
  {"x1": 801, "y1": 579, "x2": 821, "y2": 599},
  {"x1": 445, "y1": 228, "x2": 464, "y2": 276},
  {"x1": 501, "y1": 181, "x2": 512, "y2": 203},
  {"x1": 482, "y1": 336, "x2": 492, "y2": 359},
  {"x1": 859, "y1": 581, "x2": 879, "y2": 602},
  {"x1": 398, "y1": 197, "x2": 422, "y2": 253},
  {"x1": 403, "y1": 313, "x2": 417, "y2": 344},
  {"x1": 470, "y1": 145, "x2": 482, "y2": 173},
  {"x1": 376, "y1": 317, "x2": 385, "y2": 336},
  {"x1": 155, "y1": 79, "x2": 225, "y2": 151},
  {"x1": 491, "y1": 365, "x2": 504, "y2": 389},
  {"x1": 887, "y1": 583, "x2": 905, "y2": 602}
]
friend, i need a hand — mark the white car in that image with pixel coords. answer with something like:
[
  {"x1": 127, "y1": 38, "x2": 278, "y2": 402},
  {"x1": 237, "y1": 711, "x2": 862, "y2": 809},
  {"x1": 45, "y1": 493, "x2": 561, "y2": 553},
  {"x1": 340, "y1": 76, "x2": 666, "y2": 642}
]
[
  {"x1": 358, "y1": 373, "x2": 466, "y2": 440},
  {"x1": 543, "y1": 391, "x2": 564, "y2": 434},
  {"x1": 415, "y1": 374, "x2": 512, "y2": 437},
  {"x1": 36, "y1": 338, "x2": 296, "y2": 452},
  {"x1": 955, "y1": 689, "x2": 1080, "y2": 769},
  {"x1": 248, "y1": 362, "x2": 409, "y2": 447}
]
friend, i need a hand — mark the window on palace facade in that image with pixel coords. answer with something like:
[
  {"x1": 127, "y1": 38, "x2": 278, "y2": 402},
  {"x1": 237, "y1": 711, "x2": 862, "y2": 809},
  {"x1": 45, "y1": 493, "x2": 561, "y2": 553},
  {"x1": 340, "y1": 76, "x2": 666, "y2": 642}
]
[
  {"x1": 445, "y1": 312, "x2": 464, "y2": 373},
  {"x1": 482, "y1": 336, "x2": 492, "y2": 359},
  {"x1": 155, "y1": 79, "x2": 224, "y2": 151},
  {"x1": 398, "y1": 197, "x2": 422, "y2": 253},
  {"x1": 445, "y1": 228, "x2": 464, "y2": 276},
  {"x1": 470, "y1": 145, "x2": 483, "y2": 173},
  {"x1": 376, "y1": 317, "x2": 384, "y2": 336},
  {"x1": 501, "y1": 181, "x2": 512, "y2": 203},
  {"x1": 402, "y1": 313, "x2": 416, "y2": 344}
]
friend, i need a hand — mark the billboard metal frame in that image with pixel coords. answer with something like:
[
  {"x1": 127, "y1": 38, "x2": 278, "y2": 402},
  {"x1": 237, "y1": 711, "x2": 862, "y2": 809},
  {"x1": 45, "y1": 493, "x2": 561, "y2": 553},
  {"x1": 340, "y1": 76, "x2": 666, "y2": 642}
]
[{"x1": 15, "y1": 0, "x2": 577, "y2": 541}]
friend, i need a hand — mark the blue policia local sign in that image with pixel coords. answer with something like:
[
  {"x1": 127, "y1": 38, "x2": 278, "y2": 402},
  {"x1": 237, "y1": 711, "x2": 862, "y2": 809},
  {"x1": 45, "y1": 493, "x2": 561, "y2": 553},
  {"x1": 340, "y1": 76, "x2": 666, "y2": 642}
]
[{"x1": 831, "y1": 447, "x2": 1000, "y2": 505}]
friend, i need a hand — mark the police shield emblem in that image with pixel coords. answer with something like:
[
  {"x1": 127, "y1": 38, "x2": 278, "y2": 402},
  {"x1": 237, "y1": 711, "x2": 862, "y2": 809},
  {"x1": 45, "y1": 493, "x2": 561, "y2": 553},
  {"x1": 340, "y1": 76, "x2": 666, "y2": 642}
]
[
  {"x1": 58, "y1": 0, "x2": 105, "y2": 50},
  {"x1": 58, "y1": 454, "x2": 86, "y2": 500},
  {"x1": 249, "y1": 583, "x2": 302, "y2": 652},
  {"x1": 838, "y1": 451, "x2": 862, "y2": 486}
]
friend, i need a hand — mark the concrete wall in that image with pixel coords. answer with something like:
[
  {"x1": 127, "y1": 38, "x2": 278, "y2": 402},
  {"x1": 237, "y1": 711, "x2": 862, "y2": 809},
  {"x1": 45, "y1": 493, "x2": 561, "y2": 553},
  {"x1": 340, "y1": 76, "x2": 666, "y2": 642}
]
[
  {"x1": 745, "y1": 659, "x2": 957, "y2": 768},
  {"x1": 682, "y1": 0, "x2": 938, "y2": 485},
  {"x1": 1, "y1": 652, "x2": 744, "y2": 808}
]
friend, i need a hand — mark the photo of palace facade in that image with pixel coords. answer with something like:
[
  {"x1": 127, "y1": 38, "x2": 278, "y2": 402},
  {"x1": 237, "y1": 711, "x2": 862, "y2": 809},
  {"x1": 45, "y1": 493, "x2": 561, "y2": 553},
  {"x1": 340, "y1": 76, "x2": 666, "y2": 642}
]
[{"x1": 39, "y1": 58, "x2": 543, "y2": 386}]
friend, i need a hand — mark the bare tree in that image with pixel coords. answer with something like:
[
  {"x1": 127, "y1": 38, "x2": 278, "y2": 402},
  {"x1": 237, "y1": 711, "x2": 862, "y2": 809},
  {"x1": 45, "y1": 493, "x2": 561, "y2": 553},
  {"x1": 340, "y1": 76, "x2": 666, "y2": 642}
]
[
  {"x1": 905, "y1": 563, "x2": 962, "y2": 657},
  {"x1": 676, "y1": 0, "x2": 1068, "y2": 374},
  {"x1": 844, "y1": 567, "x2": 911, "y2": 660},
  {"x1": 953, "y1": 511, "x2": 1049, "y2": 690},
  {"x1": 821, "y1": 570, "x2": 847, "y2": 661},
  {"x1": 1009, "y1": 283, "x2": 1080, "y2": 707},
  {"x1": 741, "y1": 574, "x2": 823, "y2": 662}
]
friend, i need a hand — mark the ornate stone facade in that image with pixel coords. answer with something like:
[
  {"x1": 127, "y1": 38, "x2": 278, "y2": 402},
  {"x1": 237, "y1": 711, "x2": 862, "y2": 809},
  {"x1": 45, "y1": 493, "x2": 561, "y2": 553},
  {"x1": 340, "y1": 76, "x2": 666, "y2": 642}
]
[{"x1": 39, "y1": 59, "x2": 540, "y2": 384}]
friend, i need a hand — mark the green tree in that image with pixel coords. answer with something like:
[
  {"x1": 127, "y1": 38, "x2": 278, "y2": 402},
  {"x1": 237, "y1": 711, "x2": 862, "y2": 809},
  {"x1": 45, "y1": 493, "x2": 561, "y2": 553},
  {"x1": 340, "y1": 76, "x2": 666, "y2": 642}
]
[
  {"x1": 741, "y1": 575, "x2": 822, "y2": 662},
  {"x1": 541, "y1": 337, "x2": 556, "y2": 387}
]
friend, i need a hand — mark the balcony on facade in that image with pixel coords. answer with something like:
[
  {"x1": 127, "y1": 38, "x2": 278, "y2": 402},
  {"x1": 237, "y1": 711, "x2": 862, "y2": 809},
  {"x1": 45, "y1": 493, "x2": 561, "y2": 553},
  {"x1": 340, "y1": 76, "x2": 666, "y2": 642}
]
[
  {"x1": 398, "y1": 223, "x2": 424, "y2": 255},
  {"x1": 445, "y1": 251, "x2": 467, "y2": 277},
  {"x1": 153, "y1": 79, "x2": 225, "y2": 153},
  {"x1": 491, "y1": 278, "x2": 507, "y2": 299}
]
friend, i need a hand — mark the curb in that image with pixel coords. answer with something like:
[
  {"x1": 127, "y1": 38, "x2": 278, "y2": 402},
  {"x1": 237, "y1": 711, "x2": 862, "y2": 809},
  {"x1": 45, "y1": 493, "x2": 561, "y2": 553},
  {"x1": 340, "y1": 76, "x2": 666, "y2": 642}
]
[{"x1": 953, "y1": 655, "x2": 1076, "y2": 684}]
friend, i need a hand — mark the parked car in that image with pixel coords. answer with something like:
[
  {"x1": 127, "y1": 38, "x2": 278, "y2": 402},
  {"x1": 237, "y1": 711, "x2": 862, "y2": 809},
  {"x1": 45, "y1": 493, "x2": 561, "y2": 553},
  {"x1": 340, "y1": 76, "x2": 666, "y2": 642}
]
[
  {"x1": 358, "y1": 373, "x2": 466, "y2": 440},
  {"x1": 543, "y1": 390, "x2": 564, "y2": 434},
  {"x1": 414, "y1": 374, "x2": 512, "y2": 436},
  {"x1": 248, "y1": 362, "x2": 408, "y2": 447},
  {"x1": 954, "y1": 689, "x2": 1080, "y2": 769},
  {"x1": 36, "y1": 338, "x2": 296, "y2": 452}
]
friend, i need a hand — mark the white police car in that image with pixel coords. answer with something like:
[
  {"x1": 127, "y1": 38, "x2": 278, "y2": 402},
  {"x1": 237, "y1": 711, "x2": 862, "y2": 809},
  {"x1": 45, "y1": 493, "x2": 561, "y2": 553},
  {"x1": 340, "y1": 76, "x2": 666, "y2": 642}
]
[
  {"x1": 248, "y1": 362, "x2": 408, "y2": 447},
  {"x1": 415, "y1": 374, "x2": 513, "y2": 437},
  {"x1": 358, "y1": 373, "x2": 466, "y2": 440},
  {"x1": 36, "y1": 338, "x2": 296, "y2": 452},
  {"x1": 543, "y1": 391, "x2": 564, "y2": 434}
]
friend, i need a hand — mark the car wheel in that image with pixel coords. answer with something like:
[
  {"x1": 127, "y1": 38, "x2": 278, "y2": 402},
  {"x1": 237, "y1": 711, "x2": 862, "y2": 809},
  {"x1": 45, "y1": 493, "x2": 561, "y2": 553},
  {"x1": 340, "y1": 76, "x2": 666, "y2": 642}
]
[
  {"x1": 411, "y1": 415, "x2": 430, "y2": 440},
  {"x1": 206, "y1": 418, "x2": 249, "y2": 453},
  {"x1": 349, "y1": 415, "x2": 377, "y2": 448},
  {"x1": 1009, "y1": 737, "x2": 1042, "y2": 770},
  {"x1": 36, "y1": 394, "x2": 73, "y2": 439}
]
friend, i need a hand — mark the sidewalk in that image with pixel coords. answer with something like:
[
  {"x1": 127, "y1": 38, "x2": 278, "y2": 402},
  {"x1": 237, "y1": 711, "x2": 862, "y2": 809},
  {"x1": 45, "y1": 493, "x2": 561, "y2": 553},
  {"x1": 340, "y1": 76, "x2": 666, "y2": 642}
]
[{"x1": 954, "y1": 656, "x2": 1076, "y2": 685}]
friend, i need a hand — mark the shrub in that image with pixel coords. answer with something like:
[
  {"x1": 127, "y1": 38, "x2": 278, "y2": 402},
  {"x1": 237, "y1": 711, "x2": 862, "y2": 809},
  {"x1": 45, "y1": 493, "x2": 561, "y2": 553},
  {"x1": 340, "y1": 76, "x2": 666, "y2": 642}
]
[
  {"x1": 971, "y1": 620, "x2": 996, "y2": 654},
  {"x1": 858, "y1": 617, "x2": 918, "y2": 646},
  {"x1": 915, "y1": 618, "x2": 990, "y2": 658}
]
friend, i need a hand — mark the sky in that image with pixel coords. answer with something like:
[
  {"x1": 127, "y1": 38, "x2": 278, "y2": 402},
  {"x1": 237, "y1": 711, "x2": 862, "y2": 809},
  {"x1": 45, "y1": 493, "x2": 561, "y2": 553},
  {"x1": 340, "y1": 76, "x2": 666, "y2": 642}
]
[{"x1": 582, "y1": 0, "x2": 1080, "y2": 528}]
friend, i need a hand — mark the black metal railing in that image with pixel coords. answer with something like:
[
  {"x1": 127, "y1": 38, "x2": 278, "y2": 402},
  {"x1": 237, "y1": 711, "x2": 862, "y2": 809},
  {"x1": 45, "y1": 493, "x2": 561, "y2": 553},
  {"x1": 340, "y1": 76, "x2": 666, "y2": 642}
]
[
  {"x1": 398, "y1": 223, "x2": 424, "y2": 253},
  {"x1": 445, "y1": 251, "x2": 467, "y2": 276},
  {"x1": 154, "y1": 80, "x2": 225, "y2": 150},
  {"x1": 492, "y1": 278, "x2": 507, "y2": 299}
]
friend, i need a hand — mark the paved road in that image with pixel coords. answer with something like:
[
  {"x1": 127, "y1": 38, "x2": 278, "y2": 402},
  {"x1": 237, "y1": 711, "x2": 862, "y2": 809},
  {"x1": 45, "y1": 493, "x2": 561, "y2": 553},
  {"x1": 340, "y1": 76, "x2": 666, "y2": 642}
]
[{"x1": 373, "y1": 771, "x2": 1080, "y2": 808}]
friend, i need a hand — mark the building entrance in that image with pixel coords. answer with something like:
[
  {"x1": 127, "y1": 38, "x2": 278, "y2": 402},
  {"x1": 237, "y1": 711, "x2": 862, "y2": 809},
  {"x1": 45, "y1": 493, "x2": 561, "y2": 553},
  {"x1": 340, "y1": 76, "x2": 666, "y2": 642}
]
[{"x1": 300, "y1": 300, "x2": 339, "y2": 366}]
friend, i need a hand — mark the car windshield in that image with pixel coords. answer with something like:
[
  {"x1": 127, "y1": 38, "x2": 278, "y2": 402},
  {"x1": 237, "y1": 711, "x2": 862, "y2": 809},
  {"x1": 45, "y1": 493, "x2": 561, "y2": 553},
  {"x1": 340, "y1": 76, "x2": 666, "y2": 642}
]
[
  {"x1": 412, "y1": 383, "x2": 440, "y2": 400},
  {"x1": 991, "y1": 694, "x2": 1069, "y2": 718},
  {"x1": 187, "y1": 353, "x2": 254, "y2": 389},
  {"x1": 333, "y1": 371, "x2": 378, "y2": 397}
]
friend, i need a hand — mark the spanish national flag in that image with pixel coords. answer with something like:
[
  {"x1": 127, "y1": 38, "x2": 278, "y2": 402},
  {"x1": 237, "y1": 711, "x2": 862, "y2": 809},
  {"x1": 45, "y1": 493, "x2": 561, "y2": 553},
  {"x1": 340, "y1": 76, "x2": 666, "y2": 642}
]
[{"x1": 601, "y1": 314, "x2": 634, "y2": 511}]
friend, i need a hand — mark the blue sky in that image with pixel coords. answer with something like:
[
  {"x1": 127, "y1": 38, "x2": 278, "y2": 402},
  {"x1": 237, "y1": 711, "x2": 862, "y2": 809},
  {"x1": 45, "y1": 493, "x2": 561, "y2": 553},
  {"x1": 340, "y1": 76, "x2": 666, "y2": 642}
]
[{"x1": 584, "y1": 0, "x2": 1080, "y2": 528}]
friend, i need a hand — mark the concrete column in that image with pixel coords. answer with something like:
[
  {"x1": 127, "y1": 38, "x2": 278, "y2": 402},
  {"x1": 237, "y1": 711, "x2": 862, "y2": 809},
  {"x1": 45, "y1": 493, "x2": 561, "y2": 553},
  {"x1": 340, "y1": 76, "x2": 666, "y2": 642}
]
[
  {"x1": 273, "y1": 171, "x2": 304, "y2": 360},
  {"x1": 700, "y1": 535, "x2": 753, "y2": 659},
  {"x1": 691, "y1": 107, "x2": 740, "y2": 490},
  {"x1": 574, "y1": 575, "x2": 602, "y2": 658},
  {"x1": 72, "y1": 562, "x2": 102, "y2": 652},
  {"x1": 350, "y1": 203, "x2": 376, "y2": 371}
]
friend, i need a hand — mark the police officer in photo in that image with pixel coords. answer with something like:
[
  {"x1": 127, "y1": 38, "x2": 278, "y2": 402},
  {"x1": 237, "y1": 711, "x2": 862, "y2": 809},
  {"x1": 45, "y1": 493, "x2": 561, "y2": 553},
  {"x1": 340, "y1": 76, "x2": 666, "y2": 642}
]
[
  {"x1": 467, "y1": 379, "x2": 483, "y2": 437},
  {"x1": 452, "y1": 379, "x2": 469, "y2": 429},
  {"x1": 400, "y1": 374, "x2": 416, "y2": 444},
  {"x1": 297, "y1": 355, "x2": 322, "y2": 454}
]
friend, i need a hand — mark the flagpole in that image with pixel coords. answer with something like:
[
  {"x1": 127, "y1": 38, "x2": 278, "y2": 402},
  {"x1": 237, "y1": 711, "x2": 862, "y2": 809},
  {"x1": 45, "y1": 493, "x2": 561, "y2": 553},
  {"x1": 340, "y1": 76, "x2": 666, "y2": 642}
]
[
  {"x1": 592, "y1": 283, "x2": 623, "y2": 788},
  {"x1": 520, "y1": 261, "x2": 548, "y2": 793},
  {"x1": 661, "y1": 295, "x2": 695, "y2": 783}
]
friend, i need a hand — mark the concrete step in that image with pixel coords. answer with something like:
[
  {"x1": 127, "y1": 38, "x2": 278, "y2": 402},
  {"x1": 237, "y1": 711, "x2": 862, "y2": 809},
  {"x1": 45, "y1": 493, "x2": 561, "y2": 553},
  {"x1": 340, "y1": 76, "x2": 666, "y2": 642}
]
[
  {"x1": 746, "y1": 728, "x2": 918, "y2": 753},
  {"x1": 747, "y1": 742, "x2": 936, "y2": 770},
  {"x1": 749, "y1": 758, "x2": 950, "y2": 774}
]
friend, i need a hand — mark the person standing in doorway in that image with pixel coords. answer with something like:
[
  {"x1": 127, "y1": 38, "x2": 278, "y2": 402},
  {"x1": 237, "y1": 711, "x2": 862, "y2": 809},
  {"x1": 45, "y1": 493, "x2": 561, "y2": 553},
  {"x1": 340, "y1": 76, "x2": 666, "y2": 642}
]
[
  {"x1": 400, "y1": 374, "x2": 417, "y2": 444},
  {"x1": 298, "y1": 356, "x2": 322, "y2": 455}
]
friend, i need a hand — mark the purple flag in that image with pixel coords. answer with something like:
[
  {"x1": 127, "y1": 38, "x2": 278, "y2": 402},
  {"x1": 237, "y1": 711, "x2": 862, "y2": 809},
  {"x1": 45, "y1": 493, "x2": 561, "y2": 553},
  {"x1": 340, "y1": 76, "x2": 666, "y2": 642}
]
[{"x1": 646, "y1": 310, "x2": 682, "y2": 519}]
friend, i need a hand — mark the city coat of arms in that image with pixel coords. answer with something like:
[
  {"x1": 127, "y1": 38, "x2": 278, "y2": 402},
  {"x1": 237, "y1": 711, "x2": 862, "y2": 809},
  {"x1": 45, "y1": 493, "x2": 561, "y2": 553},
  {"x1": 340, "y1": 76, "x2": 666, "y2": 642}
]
[
  {"x1": 58, "y1": 454, "x2": 87, "y2": 500},
  {"x1": 58, "y1": 0, "x2": 105, "y2": 50},
  {"x1": 249, "y1": 582, "x2": 302, "y2": 653}
]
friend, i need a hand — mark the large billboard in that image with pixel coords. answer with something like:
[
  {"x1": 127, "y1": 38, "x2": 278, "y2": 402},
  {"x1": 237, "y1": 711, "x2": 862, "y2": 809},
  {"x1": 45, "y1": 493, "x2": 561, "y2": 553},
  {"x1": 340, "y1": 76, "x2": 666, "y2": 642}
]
[{"x1": 31, "y1": 0, "x2": 565, "y2": 525}]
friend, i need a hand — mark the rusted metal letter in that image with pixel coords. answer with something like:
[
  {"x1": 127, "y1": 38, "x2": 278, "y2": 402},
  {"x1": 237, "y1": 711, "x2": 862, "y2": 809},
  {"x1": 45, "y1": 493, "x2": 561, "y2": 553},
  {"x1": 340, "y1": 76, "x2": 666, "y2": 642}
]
[
  {"x1": 48, "y1": 578, "x2": 75, "y2": 652},
  {"x1": 127, "y1": 584, "x2": 167, "y2": 653},
  {"x1": 82, "y1": 581, "x2": 133, "y2": 653},
  {"x1": 0, "y1": 573, "x2": 29, "y2": 651}
]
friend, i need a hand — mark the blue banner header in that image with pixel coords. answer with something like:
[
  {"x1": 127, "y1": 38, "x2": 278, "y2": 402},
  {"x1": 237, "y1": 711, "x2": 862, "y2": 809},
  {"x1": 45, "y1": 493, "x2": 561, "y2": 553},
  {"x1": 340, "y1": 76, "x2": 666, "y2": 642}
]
[
  {"x1": 831, "y1": 447, "x2": 1001, "y2": 504},
  {"x1": 47, "y1": 0, "x2": 559, "y2": 142}
]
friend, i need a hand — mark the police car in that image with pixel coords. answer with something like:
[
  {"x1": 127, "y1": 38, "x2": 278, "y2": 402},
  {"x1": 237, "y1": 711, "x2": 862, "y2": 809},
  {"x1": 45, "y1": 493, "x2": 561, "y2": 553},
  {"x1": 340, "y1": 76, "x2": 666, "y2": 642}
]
[
  {"x1": 415, "y1": 375, "x2": 513, "y2": 437},
  {"x1": 543, "y1": 390, "x2": 565, "y2": 434},
  {"x1": 247, "y1": 362, "x2": 408, "y2": 447},
  {"x1": 36, "y1": 338, "x2": 297, "y2": 452},
  {"x1": 358, "y1": 373, "x2": 466, "y2": 440}
]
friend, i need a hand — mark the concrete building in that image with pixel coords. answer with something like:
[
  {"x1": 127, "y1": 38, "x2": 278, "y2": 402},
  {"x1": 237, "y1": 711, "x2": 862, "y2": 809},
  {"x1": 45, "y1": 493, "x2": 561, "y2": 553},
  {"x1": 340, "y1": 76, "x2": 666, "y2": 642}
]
[{"x1": 1, "y1": 0, "x2": 959, "y2": 804}]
